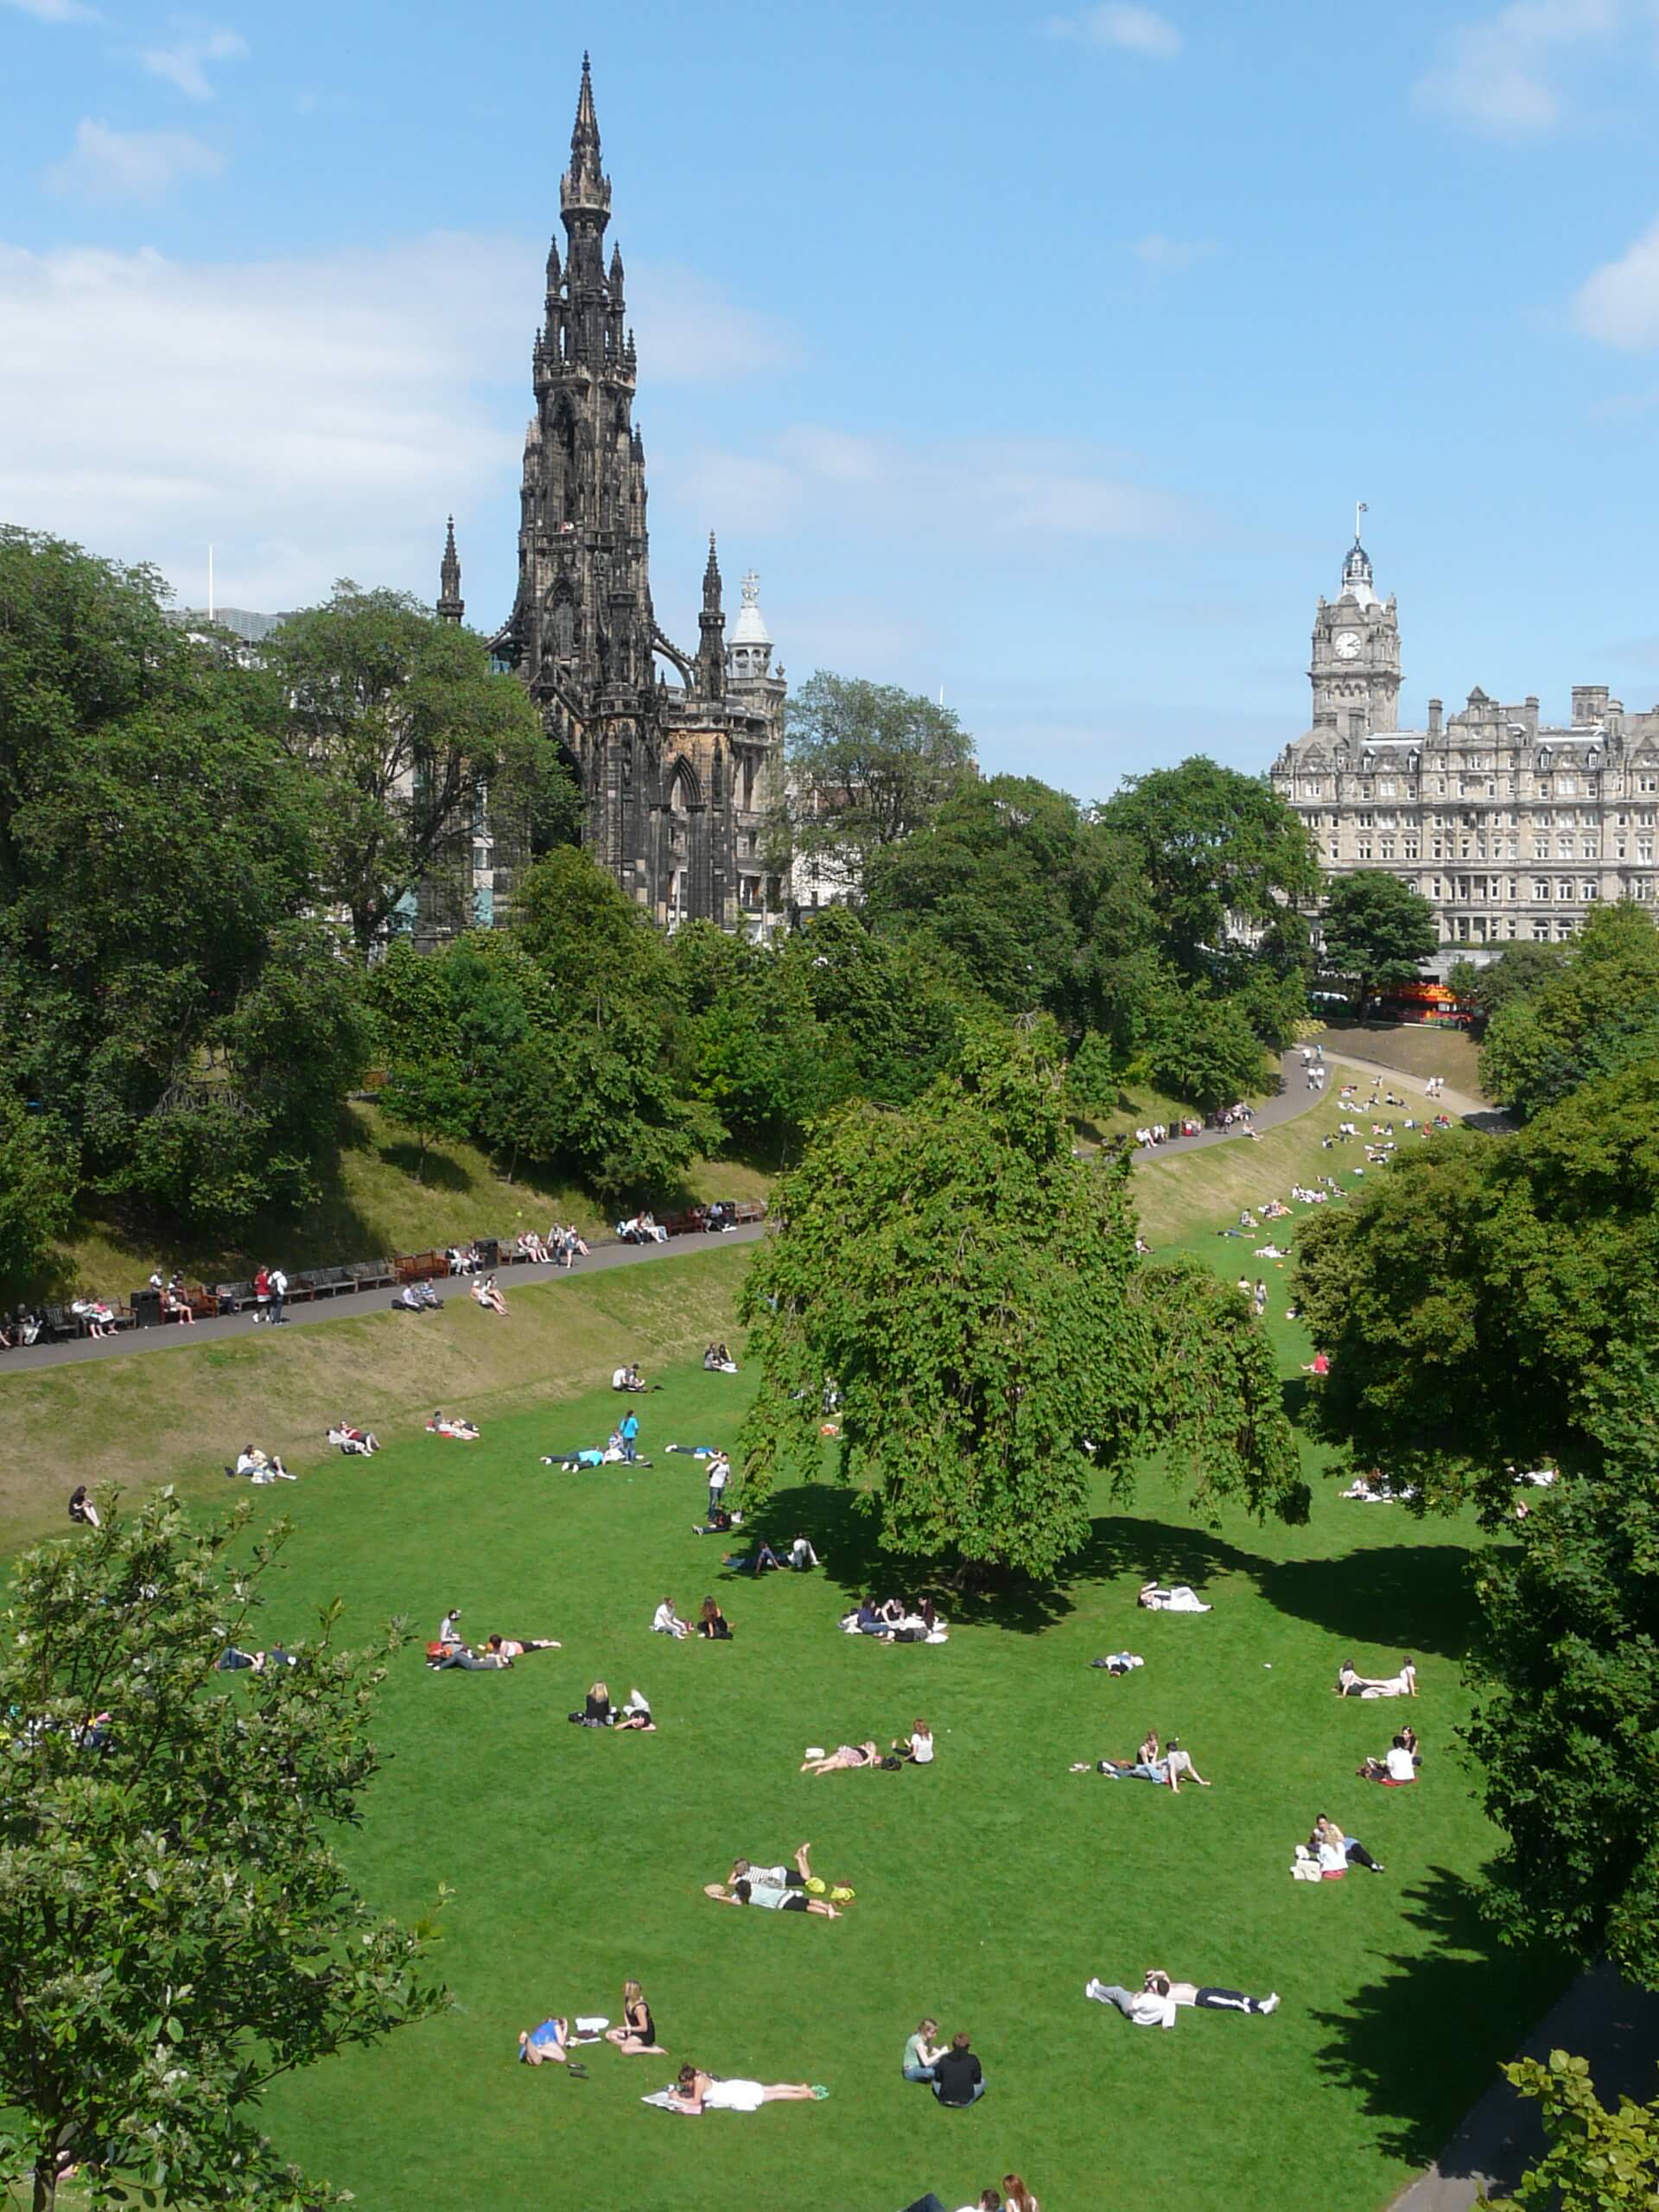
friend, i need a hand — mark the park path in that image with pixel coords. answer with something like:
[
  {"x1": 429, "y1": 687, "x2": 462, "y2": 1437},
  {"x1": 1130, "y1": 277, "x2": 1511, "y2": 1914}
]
[
  {"x1": 1384, "y1": 1960, "x2": 1659, "y2": 2210},
  {"x1": 1122, "y1": 1045, "x2": 1480, "y2": 1169},
  {"x1": 0, "y1": 1221, "x2": 769, "y2": 1377}
]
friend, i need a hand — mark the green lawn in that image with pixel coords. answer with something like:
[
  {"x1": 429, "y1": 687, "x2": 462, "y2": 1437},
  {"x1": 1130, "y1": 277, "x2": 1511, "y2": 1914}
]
[
  {"x1": 16, "y1": 1116, "x2": 1562, "y2": 2212},
  {"x1": 238, "y1": 1257, "x2": 1555, "y2": 2209}
]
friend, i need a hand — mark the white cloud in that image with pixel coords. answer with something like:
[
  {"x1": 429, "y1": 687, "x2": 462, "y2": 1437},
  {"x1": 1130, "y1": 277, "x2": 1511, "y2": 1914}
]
[
  {"x1": 0, "y1": 235, "x2": 795, "y2": 612},
  {"x1": 140, "y1": 27, "x2": 248, "y2": 101},
  {"x1": 1413, "y1": 0, "x2": 1622, "y2": 137},
  {"x1": 1132, "y1": 232, "x2": 1216, "y2": 269},
  {"x1": 1046, "y1": 3, "x2": 1182, "y2": 57},
  {"x1": 1574, "y1": 213, "x2": 1659, "y2": 346},
  {"x1": 45, "y1": 120, "x2": 224, "y2": 202},
  {"x1": 3, "y1": 0, "x2": 100, "y2": 21},
  {"x1": 660, "y1": 427, "x2": 1198, "y2": 547}
]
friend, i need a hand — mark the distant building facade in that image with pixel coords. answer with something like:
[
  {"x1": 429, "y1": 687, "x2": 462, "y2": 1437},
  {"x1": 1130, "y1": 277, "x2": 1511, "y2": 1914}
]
[
  {"x1": 452, "y1": 56, "x2": 786, "y2": 937},
  {"x1": 1271, "y1": 534, "x2": 1659, "y2": 969}
]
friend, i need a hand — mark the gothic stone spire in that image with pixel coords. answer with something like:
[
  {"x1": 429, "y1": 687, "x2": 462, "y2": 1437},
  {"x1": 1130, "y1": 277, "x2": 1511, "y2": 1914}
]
[
  {"x1": 696, "y1": 531, "x2": 725, "y2": 700},
  {"x1": 437, "y1": 515, "x2": 463, "y2": 624}
]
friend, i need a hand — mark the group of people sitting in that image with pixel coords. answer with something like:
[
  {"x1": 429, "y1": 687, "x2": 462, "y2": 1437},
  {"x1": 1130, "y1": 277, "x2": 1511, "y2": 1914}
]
[
  {"x1": 510, "y1": 1225, "x2": 588, "y2": 1268},
  {"x1": 900, "y1": 2184, "x2": 1039, "y2": 2212},
  {"x1": 542, "y1": 1426, "x2": 649, "y2": 1471},
  {"x1": 611, "y1": 1363, "x2": 650, "y2": 1393},
  {"x1": 444, "y1": 1243, "x2": 486, "y2": 1275},
  {"x1": 722, "y1": 1532, "x2": 818, "y2": 1573},
  {"x1": 651, "y1": 1596, "x2": 733, "y2": 1641},
  {"x1": 1357, "y1": 1729, "x2": 1421, "y2": 1785},
  {"x1": 69, "y1": 1295, "x2": 120, "y2": 1338},
  {"x1": 702, "y1": 1342, "x2": 739, "y2": 1373},
  {"x1": 617, "y1": 1213, "x2": 669, "y2": 1244},
  {"x1": 427, "y1": 1605, "x2": 561, "y2": 1671},
  {"x1": 471, "y1": 1274, "x2": 508, "y2": 1316},
  {"x1": 1071, "y1": 1731, "x2": 1210, "y2": 1791},
  {"x1": 1137, "y1": 1581, "x2": 1211, "y2": 1613},
  {"x1": 1291, "y1": 1814, "x2": 1386, "y2": 1880},
  {"x1": 569, "y1": 1679, "x2": 655, "y2": 1729},
  {"x1": 427, "y1": 1410, "x2": 480, "y2": 1440},
  {"x1": 226, "y1": 1445, "x2": 295, "y2": 1484},
  {"x1": 392, "y1": 1279, "x2": 442, "y2": 1313},
  {"x1": 325, "y1": 1421, "x2": 379, "y2": 1456},
  {"x1": 840, "y1": 1595, "x2": 948, "y2": 1643},
  {"x1": 900, "y1": 2022, "x2": 987, "y2": 2107},
  {"x1": 517, "y1": 1978, "x2": 666, "y2": 2069},
  {"x1": 1335, "y1": 1656, "x2": 1418, "y2": 1699},
  {"x1": 1133, "y1": 1119, "x2": 1201, "y2": 1148},
  {"x1": 1337, "y1": 1472, "x2": 1420, "y2": 1504},
  {"x1": 799, "y1": 1719, "x2": 933, "y2": 1774},
  {"x1": 704, "y1": 1841, "x2": 855, "y2": 1917}
]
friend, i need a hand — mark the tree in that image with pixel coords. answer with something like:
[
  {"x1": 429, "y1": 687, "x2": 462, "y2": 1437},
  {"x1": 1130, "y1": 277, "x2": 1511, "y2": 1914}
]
[
  {"x1": 1452, "y1": 940, "x2": 1567, "y2": 1029},
  {"x1": 1464, "y1": 1345, "x2": 1659, "y2": 1987},
  {"x1": 1317, "y1": 872, "x2": 1439, "y2": 1008},
  {"x1": 1480, "y1": 2051, "x2": 1659, "y2": 2209},
  {"x1": 0, "y1": 1490, "x2": 448, "y2": 2212},
  {"x1": 1095, "y1": 756, "x2": 1321, "y2": 976},
  {"x1": 1480, "y1": 906, "x2": 1659, "y2": 1119},
  {"x1": 0, "y1": 1096, "x2": 79, "y2": 1290},
  {"x1": 273, "y1": 584, "x2": 569, "y2": 956},
  {"x1": 0, "y1": 530, "x2": 368, "y2": 1232},
  {"x1": 735, "y1": 1021, "x2": 1303, "y2": 1579},
  {"x1": 783, "y1": 670, "x2": 975, "y2": 879},
  {"x1": 1146, "y1": 988, "x2": 1271, "y2": 1113},
  {"x1": 1292, "y1": 1061, "x2": 1659, "y2": 1516}
]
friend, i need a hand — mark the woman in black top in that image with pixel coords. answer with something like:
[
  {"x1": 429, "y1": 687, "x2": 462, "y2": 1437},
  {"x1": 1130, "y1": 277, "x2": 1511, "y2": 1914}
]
[
  {"x1": 697, "y1": 1598, "x2": 733, "y2": 1641},
  {"x1": 604, "y1": 1980, "x2": 665, "y2": 2055},
  {"x1": 582, "y1": 1681, "x2": 613, "y2": 1726}
]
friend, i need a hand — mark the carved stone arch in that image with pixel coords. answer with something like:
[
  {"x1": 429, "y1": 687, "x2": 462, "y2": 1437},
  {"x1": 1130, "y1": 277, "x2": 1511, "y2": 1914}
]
[
  {"x1": 651, "y1": 624, "x2": 696, "y2": 688},
  {"x1": 667, "y1": 753, "x2": 702, "y2": 813}
]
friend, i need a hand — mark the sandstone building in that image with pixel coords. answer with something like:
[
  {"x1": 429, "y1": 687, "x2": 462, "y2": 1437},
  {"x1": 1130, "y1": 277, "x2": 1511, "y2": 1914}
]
[{"x1": 1270, "y1": 533, "x2": 1659, "y2": 967}]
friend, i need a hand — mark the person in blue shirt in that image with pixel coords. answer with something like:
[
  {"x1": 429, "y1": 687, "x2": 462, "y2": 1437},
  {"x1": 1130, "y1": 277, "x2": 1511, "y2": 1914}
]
[{"x1": 620, "y1": 1409, "x2": 640, "y2": 1462}]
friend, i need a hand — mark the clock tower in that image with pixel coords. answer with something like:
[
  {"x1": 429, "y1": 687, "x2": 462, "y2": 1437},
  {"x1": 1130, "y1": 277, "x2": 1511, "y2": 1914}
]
[{"x1": 1310, "y1": 531, "x2": 1401, "y2": 738}]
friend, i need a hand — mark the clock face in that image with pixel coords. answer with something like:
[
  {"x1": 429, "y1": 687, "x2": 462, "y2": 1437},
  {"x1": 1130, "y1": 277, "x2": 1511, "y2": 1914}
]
[{"x1": 1333, "y1": 631, "x2": 1362, "y2": 661}]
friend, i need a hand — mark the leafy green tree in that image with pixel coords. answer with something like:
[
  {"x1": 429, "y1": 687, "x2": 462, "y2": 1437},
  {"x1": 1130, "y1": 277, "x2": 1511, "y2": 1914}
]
[
  {"x1": 1095, "y1": 756, "x2": 1321, "y2": 976},
  {"x1": 735, "y1": 1021, "x2": 1303, "y2": 1578},
  {"x1": 1465, "y1": 1346, "x2": 1659, "y2": 1987},
  {"x1": 273, "y1": 584, "x2": 571, "y2": 955},
  {"x1": 1481, "y1": 906, "x2": 1659, "y2": 1118},
  {"x1": 1452, "y1": 940, "x2": 1567, "y2": 1030},
  {"x1": 1317, "y1": 871, "x2": 1440, "y2": 1008},
  {"x1": 784, "y1": 670, "x2": 975, "y2": 878},
  {"x1": 1147, "y1": 988, "x2": 1271, "y2": 1113},
  {"x1": 0, "y1": 531, "x2": 367, "y2": 1231},
  {"x1": 0, "y1": 1096, "x2": 79, "y2": 1290},
  {"x1": 1480, "y1": 2051, "x2": 1659, "y2": 2208},
  {"x1": 1293, "y1": 1061, "x2": 1659, "y2": 1515},
  {"x1": 0, "y1": 1489, "x2": 448, "y2": 2212},
  {"x1": 787, "y1": 905, "x2": 966, "y2": 1104}
]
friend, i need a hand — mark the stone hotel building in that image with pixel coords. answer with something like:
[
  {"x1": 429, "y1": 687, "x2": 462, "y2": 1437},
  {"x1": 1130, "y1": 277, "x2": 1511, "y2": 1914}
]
[{"x1": 1270, "y1": 536, "x2": 1659, "y2": 969}]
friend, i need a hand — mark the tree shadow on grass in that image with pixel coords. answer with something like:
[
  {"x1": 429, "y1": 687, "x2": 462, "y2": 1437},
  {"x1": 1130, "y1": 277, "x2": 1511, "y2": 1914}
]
[
  {"x1": 1258, "y1": 1543, "x2": 1482, "y2": 1663},
  {"x1": 374, "y1": 1141, "x2": 474, "y2": 1194},
  {"x1": 1306, "y1": 1862, "x2": 1573, "y2": 2171}
]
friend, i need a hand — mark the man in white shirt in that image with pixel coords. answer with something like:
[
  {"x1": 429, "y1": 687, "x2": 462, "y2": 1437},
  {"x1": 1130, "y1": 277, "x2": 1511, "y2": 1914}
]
[
  {"x1": 1087, "y1": 1970, "x2": 1278, "y2": 2025},
  {"x1": 269, "y1": 1267, "x2": 289, "y2": 1325},
  {"x1": 706, "y1": 1452, "x2": 730, "y2": 1518}
]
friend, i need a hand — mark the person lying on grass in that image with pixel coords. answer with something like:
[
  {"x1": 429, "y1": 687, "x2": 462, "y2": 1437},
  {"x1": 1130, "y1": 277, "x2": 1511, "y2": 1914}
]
[
  {"x1": 430, "y1": 1641, "x2": 513, "y2": 1671},
  {"x1": 230, "y1": 1446, "x2": 296, "y2": 1484},
  {"x1": 664, "y1": 2066, "x2": 824, "y2": 2113},
  {"x1": 1085, "y1": 1970, "x2": 1279, "y2": 2026},
  {"x1": 801, "y1": 1740, "x2": 882, "y2": 1775},
  {"x1": 603, "y1": 1980, "x2": 665, "y2": 2056},
  {"x1": 1313, "y1": 1815, "x2": 1384, "y2": 1873},
  {"x1": 326, "y1": 1422, "x2": 379, "y2": 1455},
  {"x1": 428, "y1": 1411, "x2": 480, "y2": 1440},
  {"x1": 471, "y1": 1274, "x2": 508, "y2": 1315},
  {"x1": 728, "y1": 1843, "x2": 855, "y2": 1901},
  {"x1": 541, "y1": 1438, "x2": 655, "y2": 1470},
  {"x1": 569, "y1": 1681, "x2": 656, "y2": 1730},
  {"x1": 723, "y1": 1540, "x2": 787, "y2": 1573},
  {"x1": 1089, "y1": 1651, "x2": 1144, "y2": 1675},
  {"x1": 1358, "y1": 1732, "x2": 1419, "y2": 1784},
  {"x1": 486, "y1": 1633, "x2": 561, "y2": 1659},
  {"x1": 1137, "y1": 1582, "x2": 1211, "y2": 1612},
  {"x1": 704, "y1": 1878, "x2": 843, "y2": 1918},
  {"x1": 1335, "y1": 1656, "x2": 1418, "y2": 1698},
  {"x1": 1073, "y1": 1729, "x2": 1164, "y2": 1781}
]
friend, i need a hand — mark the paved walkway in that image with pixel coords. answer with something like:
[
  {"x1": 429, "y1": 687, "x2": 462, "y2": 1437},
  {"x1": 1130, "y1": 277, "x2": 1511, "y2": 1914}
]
[
  {"x1": 1122, "y1": 1046, "x2": 1478, "y2": 1168},
  {"x1": 1387, "y1": 1960, "x2": 1659, "y2": 2209},
  {"x1": 0, "y1": 1223, "x2": 769, "y2": 1376}
]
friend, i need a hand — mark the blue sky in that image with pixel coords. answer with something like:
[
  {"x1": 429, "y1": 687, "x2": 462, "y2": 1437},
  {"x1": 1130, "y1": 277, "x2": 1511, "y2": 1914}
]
[{"x1": 5, "y1": 0, "x2": 1659, "y2": 796}]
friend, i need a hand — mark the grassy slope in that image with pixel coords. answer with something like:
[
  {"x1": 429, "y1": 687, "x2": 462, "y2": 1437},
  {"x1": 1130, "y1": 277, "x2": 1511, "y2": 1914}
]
[
  {"x1": 36, "y1": 1102, "x2": 773, "y2": 1300},
  {"x1": 1313, "y1": 1020, "x2": 1487, "y2": 1097},
  {"x1": 0, "y1": 1245, "x2": 751, "y2": 1555}
]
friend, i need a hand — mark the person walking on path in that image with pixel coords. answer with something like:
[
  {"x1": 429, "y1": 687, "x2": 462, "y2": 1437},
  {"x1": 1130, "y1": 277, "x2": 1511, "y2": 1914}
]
[{"x1": 269, "y1": 1265, "x2": 289, "y2": 1326}]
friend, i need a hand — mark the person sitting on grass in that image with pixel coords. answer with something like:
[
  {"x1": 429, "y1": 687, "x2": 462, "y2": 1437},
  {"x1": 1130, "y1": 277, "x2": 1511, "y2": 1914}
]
[
  {"x1": 931, "y1": 2031, "x2": 984, "y2": 2107},
  {"x1": 902, "y1": 2018, "x2": 946, "y2": 2084},
  {"x1": 893, "y1": 1718, "x2": 934, "y2": 1765},
  {"x1": 702, "y1": 1342, "x2": 740, "y2": 1373},
  {"x1": 231, "y1": 1446, "x2": 296, "y2": 1484},
  {"x1": 652, "y1": 1597, "x2": 690, "y2": 1638},
  {"x1": 788, "y1": 1534, "x2": 820, "y2": 1570},
  {"x1": 1336, "y1": 1656, "x2": 1417, "y2": 1699},
  {"x1": 612, "y1": 1363, "x2": 647, "y2": 1392},
  {"x1": 1138, "y1": 1582, "x2": 1211, "y2": 1613},
  {"x1": 517, "y1": 2017, "x2": 576, "y2": 2069},
  {"x1": 1073, "y1": 1729, "x2": 1165, "y2": 1781},
  {"x1": 728, "y1": 1842, "x2": 855, "y2": 1902},
  {"x1": 1161, "y1": 1738, "x2": 1211, "y2": 1795},
  {"x1": 703, "y1": 1877, "x2": 843, "y2": 1918},
  {"x1": 801, "y1": 1740, "x2": 881, "y2": 1775},
  {"x1": 696, "y1": 1596, "x2": 734, "y2": 1641},
  {"x1": 428, "y1": 1411, "x2": 480, "y2": 1440},
  {"x1": 68, "y1": 1484, "x2": 102, "y2": 1529},
  {"x1": 1085, "y1": 1970, "x2": 1279, "y2": 2026},
  {"x1": 603, "y1": 1980, "x2": 665, "y2": 2056},
  {"x1": 664, "y1": 2066, "x2": 824, "y2": 2114},
  {"x1": 486, "y1": 1632, "x2": 561, "y2": 1660},
  {"x1": 1314, "y1": 1814, "x2": 1384, "y2": 1873},
  {"x1": 1358, "y1": 1732, "x2": 1419, "y2": 1785},
  {"x1": 575, "y1": 1680, "x2": 614, "y2": 1727},
  {"x1": 471, "y1": 1274, "x2": 508, "y2": 1316}
]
